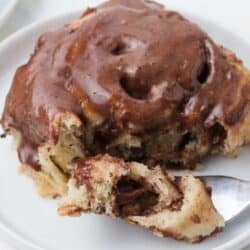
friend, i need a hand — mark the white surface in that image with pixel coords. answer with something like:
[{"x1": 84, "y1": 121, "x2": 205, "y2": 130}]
[
  {"x1": 0, "y1": 241, "x2": 16, "y2": 250},
  {"x1": 0, "y1": 0, "x2": 17, "y2": 28},
  {"x1": 0, "y1": 0, "x2": 84, "y2": 40},
  {"x1": 0, "y1": 1, "x2": 250, "y2": 250}
]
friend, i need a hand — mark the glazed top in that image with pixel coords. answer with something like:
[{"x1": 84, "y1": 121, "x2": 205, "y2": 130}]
[{"x1": 1, "y1": 0, "x2": 243, "y2": 168}]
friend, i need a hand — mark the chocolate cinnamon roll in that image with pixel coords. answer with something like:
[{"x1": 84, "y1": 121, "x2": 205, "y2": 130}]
[{"x1": 3, "y1": 0, "x2": 250, "y2": 242}]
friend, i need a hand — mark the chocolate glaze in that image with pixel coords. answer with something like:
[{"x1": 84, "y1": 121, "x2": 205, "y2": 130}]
[{"x1": 1, "y1": 0, "x2": 245, "y2": 169}]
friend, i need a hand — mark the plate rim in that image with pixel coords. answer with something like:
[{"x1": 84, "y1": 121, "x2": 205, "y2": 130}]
[{"x1": 0, "y1": 9, "x2": 249, "y2": 250}]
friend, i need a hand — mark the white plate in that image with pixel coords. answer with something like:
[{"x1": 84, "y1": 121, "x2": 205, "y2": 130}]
[
  {"x1": 0, "y1": 10, "x2": 250, "y2": 250},
  {"x1": 0, "y1": 0, "x2": 17, "y2": 27}
]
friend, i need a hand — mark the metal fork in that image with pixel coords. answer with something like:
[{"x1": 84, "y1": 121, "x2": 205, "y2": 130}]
[{"x1": 200, "y1": 176, "x2": 250, "y2": 221}]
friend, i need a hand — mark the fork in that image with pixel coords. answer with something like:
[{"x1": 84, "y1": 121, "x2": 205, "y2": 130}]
[{"x1": 200, "y1": 176, "x2": 250, "y2": 221}]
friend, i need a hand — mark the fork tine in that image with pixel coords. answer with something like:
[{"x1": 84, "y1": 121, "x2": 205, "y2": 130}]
[{"x1": 200, "y1": 176, "x2": 250, "y2": 221}]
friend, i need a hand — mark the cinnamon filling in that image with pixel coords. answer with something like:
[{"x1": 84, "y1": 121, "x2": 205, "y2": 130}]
[{"x1": 115, "y1": 176, "x2": 158, "y2": 217}]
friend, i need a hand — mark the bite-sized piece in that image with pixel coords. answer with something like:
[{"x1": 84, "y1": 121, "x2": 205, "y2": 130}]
[
  {"x1": 58, "y1": 155, "x2": 224, "y2": 243},
  {"x1": 3, "y1": 0, "x2": 250, "y2": 172}
]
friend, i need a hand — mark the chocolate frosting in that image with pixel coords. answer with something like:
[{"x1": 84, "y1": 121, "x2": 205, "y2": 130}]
[{"x1": 1, "y1": 0, "x2": 242, "y2": 169}]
